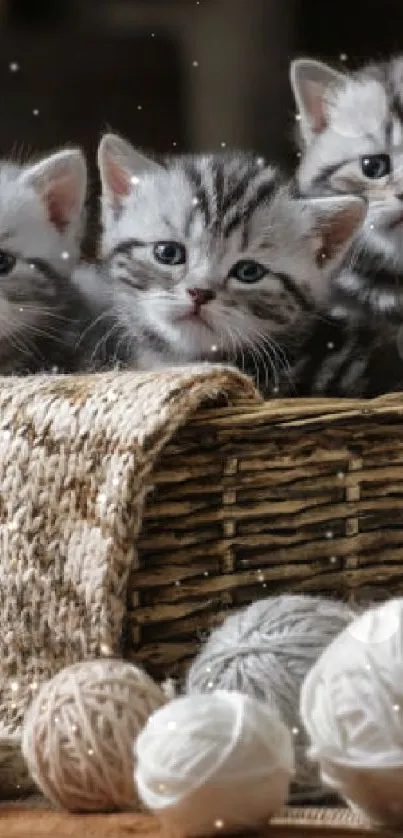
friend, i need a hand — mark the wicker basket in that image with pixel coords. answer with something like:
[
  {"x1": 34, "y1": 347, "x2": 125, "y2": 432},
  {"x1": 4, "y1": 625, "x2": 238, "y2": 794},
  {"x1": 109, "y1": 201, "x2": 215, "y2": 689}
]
[{"x1": 128, "y1": 393, "x2": 403, "y2": 681}]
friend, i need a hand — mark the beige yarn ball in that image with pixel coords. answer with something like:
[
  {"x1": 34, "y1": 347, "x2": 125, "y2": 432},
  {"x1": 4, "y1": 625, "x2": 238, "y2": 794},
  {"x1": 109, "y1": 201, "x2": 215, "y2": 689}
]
[{"x1": 22, "y1": 658, "x2": 166, "y2": 812}]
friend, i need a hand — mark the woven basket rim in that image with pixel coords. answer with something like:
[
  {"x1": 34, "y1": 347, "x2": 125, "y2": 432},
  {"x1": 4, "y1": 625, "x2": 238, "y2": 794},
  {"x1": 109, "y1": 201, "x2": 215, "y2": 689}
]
[{"x1": 192, "y1": 392, "x2": 403, "y2": 425}]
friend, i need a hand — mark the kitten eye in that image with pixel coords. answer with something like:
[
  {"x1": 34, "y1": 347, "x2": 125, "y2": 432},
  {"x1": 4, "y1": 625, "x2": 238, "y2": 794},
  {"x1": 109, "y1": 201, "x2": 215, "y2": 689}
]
[
  {"x1": 153, "y1": 241, "x2": 186, "y2": 265},
  {"x1": 360, "y1": 154, "x2": 391, "y2": 179},
  {"x1": 229, "y1": 259, "x2": 267, "y2": 283},
  {"x1": 0, "y1": 251, "x2": 15, "y2": 275}
]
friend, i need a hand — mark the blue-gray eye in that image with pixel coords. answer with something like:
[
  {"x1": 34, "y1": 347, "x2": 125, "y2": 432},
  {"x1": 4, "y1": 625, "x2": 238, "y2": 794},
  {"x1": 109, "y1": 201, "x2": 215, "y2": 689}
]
[
  {"x1": 0, "y1": 251, "x2": 15, "y2": 275},
  {"x1": 153, "y1": 241, "x2": 186, "y2": 265},
  {"x1": 360, "y1": 154, "x2": 391, "y2": 179},
  {"x1": 229, "y1": 260, "x2": 267, "y2": 283}
]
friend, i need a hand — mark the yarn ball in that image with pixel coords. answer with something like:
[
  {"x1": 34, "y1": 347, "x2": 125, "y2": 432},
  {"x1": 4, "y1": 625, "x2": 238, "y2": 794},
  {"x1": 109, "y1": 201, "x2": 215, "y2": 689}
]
[
  {"x1": 135, "y1": 689, "x2": 294, "y2": 837},
  {"x1": 22, "y1": 658, "x2": 166, "y2": 812},
  {"x1": 300, "y1": 598, "x2": 403, "y2": 826},
  {"x1": 186, "y1": 594, "x2": 356, "y2": 801}
]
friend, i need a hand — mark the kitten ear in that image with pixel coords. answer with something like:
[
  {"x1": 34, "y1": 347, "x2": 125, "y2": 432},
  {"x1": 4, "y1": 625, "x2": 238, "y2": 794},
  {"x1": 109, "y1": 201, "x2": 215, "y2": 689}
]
[
  {"x1": 97, "y1": 133, "x2": 161, "y2": 208},
  {"x1": 305, "y1": 195, "x2": 367, "y2": 265},
  {"x1": 21, "y1": 149, "x2": 87, "y2": 233},
  {"x1": 290, "y1": 58, "x2": 346, "y2": 143}
]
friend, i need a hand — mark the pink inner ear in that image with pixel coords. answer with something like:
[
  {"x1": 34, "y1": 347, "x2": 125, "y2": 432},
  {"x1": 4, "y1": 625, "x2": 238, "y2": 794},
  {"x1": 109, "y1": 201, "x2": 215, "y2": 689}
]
[
  {"x1": 315, "y1": 204, "x2": 363, "y2": 263},
  {"x1": 44, "y1": 174, "x2": 78, "y2": 233},
  {"x1": 304, "y1": 80, "x2": 328, "y2": 134},
  {"x1": 104, "y1": 157, "x2": 132, "y2": 200}
]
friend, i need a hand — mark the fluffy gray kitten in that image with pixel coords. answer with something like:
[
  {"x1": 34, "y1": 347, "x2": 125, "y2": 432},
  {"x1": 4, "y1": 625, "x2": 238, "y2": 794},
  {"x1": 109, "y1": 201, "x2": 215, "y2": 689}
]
[
  {"x1": 290, "y1": 55, "x2": 403, "y2": 321},
  {"x1": 96, "y1": 133, "x2": 366, "y2": 393},
  {"x1": 0, "y1": 149, "x2": 113, "y2": 374}
]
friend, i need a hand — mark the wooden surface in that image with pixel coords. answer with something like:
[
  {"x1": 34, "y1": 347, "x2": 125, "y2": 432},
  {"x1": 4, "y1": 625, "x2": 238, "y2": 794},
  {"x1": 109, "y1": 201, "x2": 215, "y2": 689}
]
[
  {"x1": 0, "y1": 810, "x2": 163, "y2": 837},
  {"x1": 0, "y1": 806, "x2": 383, "y2": 838}
]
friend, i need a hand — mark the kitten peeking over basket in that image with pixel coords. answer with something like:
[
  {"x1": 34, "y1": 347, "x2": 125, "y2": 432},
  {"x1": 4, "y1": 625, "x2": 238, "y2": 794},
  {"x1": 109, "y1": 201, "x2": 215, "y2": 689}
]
[
  {"x1": 0, "y1": 148, "x2": 97, "y2": 373},
  {"x1": 97, "y1": 133, "x2": 366, "y2": 391},
  {"x1": 290, "y1": 55, "x2": 403, "y2": 320}
]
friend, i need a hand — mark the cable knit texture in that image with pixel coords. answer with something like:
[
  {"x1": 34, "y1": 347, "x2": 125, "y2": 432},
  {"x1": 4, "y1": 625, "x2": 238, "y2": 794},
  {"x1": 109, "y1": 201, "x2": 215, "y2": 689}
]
[{"x1": 0, "y1": 365, "x2": 259, "y2": 796}]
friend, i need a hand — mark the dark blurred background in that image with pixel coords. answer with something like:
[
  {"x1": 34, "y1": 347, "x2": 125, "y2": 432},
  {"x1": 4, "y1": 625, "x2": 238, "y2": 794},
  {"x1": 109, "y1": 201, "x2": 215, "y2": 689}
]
[{"x1": 2, "y1": 0, "x2": 403, "y2": 247}]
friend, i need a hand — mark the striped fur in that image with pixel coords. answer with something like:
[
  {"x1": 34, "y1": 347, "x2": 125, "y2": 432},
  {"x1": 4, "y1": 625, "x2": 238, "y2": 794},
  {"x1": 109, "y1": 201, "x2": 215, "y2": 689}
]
[
  {"x1": 96, "y1": 133, "x2": 366, "y2": 389},
  {"x1": 283, "y1": 315, "x2": 403, "y2": 398},
  {"x1": 291, "y1": 55, "x2": 403, "y2": 321}
]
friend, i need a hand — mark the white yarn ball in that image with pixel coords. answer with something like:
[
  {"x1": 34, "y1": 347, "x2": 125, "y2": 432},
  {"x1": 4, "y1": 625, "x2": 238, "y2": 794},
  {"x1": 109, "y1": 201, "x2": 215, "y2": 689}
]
[
  {"x1": 300, "y1": 598, "x2": 403, "y2": 826},
  {"x1": 135, "y1": 690, "x2": 294, "y2": 836}
]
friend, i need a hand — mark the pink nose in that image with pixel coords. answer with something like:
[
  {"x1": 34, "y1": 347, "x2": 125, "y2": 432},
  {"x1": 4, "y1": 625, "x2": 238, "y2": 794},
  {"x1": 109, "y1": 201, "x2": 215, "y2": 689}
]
[{"x1": 188, "y1": 288, "x2": 216, "y2": 306}]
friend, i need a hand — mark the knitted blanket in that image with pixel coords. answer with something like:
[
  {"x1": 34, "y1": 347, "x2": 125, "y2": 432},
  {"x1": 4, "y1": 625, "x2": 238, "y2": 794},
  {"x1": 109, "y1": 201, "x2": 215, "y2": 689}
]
[{"x1": 0, "y1": 365, "x2": 259, "y2": 796}]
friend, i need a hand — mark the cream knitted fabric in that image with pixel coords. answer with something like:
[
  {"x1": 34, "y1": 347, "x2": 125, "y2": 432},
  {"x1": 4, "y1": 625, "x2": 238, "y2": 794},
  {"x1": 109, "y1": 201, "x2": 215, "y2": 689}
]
[{"x1": 0, "y1": 365, "x2": 259, "y2": 796}]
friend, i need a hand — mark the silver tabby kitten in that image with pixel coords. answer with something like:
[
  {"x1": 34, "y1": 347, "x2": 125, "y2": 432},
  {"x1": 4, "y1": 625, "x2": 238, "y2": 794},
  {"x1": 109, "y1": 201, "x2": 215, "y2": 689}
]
[
  {"x1": 0, "y1": 148, "x2": 109, "y2": 374},
  {"x1": 96, "y1": 133, "x2": 366, "y2": 393},
  {"x1": 290, "y1": 55, "x2": 403, "y2": 321}
]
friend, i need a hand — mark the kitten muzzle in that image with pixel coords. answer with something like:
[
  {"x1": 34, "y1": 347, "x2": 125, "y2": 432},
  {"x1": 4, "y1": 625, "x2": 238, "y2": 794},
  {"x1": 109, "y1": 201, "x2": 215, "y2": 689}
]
[{"x1": 187, "y1": 287, "x2": 216, "y2": 311}]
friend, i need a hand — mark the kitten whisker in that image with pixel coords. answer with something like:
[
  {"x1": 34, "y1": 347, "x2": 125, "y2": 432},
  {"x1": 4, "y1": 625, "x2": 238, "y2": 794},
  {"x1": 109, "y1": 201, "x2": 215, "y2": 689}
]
[
  {"x1": 221, "y1": 319, "x2": 270, "y2": 392},
  {"x1": 0, "y1": 315, "x2": 46, "y2": 364},
  {"x1": 9, "y1": 305, "x2": 70, "y2": 323},
  {"x1": 87, "y1": 320, "x2": 125, "y2": 368},
  {"x1": 222, "y1": 324, "x2": 239, "y2": 366},
  {"x1": 246, "y1": 336, "x2": 273, "y2": 393},
  {"x1": 74, "y1": 306, "x2": 117, "y2": 351},
  {"x1": 229, "y1": 329, "x2": 248, "y2": 382},
  {"x1": 214, "y1": 308, "x2": 283, "y2": 393},
  {"x1": 114, "y1": 326, "x2": 136, "y2": 366},
  {"x1": 19, "y1": 322, "x2": 65, "y2": 344},
  {"x1": 250, "y1": 326, "x2": 293, "y2": 389}
]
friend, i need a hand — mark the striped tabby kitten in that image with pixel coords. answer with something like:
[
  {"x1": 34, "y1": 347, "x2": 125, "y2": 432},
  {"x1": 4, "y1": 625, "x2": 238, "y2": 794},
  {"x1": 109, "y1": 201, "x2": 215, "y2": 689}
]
[
  {"x1": 0, "y1": 148, "x2": 107, "y2": 373},
  {"x1": 280, "y1": 316, "x2": 403, "y2": 397},
  {"x1": 96, "y1": 133, "x2": 366, "y2": 393},
  {"x1": 290, "y1": 55, "x2": 403, "y2": 322}
]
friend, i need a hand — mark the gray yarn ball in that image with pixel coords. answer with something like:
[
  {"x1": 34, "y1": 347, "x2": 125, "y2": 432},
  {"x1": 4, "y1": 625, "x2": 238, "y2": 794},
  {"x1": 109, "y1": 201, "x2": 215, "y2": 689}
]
[{"x1": 186, "y1": 594, "x2": 357, "y2": 802}]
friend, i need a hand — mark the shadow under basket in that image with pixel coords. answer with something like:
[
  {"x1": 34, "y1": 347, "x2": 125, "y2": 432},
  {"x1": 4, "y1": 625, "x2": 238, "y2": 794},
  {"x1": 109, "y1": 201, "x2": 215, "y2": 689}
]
[{"x1": 127, "y1": 393, "x2": 403, "y2": 681}]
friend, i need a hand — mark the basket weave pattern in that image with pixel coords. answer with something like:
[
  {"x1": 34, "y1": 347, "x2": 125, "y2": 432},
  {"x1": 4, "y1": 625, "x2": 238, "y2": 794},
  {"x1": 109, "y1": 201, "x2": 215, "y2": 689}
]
[{"x1": 131, "y1": 394, "x2": 403, "y2": 679}]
